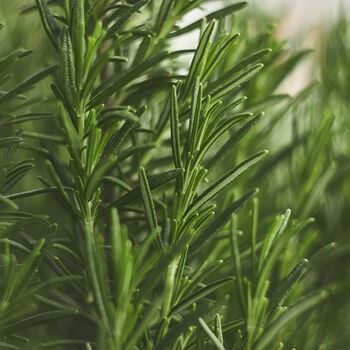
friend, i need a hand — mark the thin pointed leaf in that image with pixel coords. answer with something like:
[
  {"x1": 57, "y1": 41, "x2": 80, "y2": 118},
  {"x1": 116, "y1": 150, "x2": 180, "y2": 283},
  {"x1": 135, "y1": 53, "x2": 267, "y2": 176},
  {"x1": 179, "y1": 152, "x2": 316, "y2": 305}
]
[
  {"x1": 253, "y1": 291, "x2": 328, "y2": 350},
  {"x1": 168, "y1": 276, "x2": 234, "y2": 317},
  {"x1": 98, "y1": 168, "x2": 184, "y2": 216},
  {"x1": 258, "y1": 209, "x2": 291, "y2": 272},
  {"x1": 193, "y1": 112, "x2": 252, "y2": 169},
  {"x1": 156, "y1": 0, "x2": 175, "y2": 34},
  {"x1": 85, "y1": 156, "x2": 118, "y2": 201},
  {"x1": 172, "y1": 245, "x2": 188, "y2": 303},
  {"x1": 21, "y1": 275, "x2": 82, "y2": 299},
  {"x1": 0, "y1": 309, "x2": 78, "y2": 336},
  {"x1": 206, "y1": 113, "x2": 263, "y2": 170},
  {"x1": 106, "y1": 0, "x2": 148, "y2": 39},
  {"x1": 185, "y1": 151, "x2": 268, "y2": 218},
  {"x1": 209, "y1": 49, "x2": 271, "y2": 92},
  {"x1": 5, "y1": 238, "x2": 45, "y2": 302},
  {"x1": 187, "y1": 78, "x2": 203, "y2": 154},
  {"x1": 35, "y1": 0, "x2": 60, "y2": 50},
  {"x1": 88, "y1": 51, "x2": 169, "y2": 108},
  {"x1": 118, "y1": 144, "x2": 155, "y2": 162},
  {"x1": 266, "y1": 259, "x2": 309, "y2": 322},
  {"x1": 139, "y1": 167, "x2": 158, "y2": 233},
  {"x1": 101, "y1": 119, "x2": 137, "y2": 158},
  {"x1": 39, "y1": 340, "x2": 89, "y2": 348},
  {"x1": 0, "y1": 137, "x2": 22, "y2": 148},
  {"x1": 264, "y1": 49, "x2": 313, "y2": 95},
  {"x1": 3, "y1": 161, "x2": 35, "y2": 193},
  {"x1": 183, "y1": 21, "x2": 215, "y2": 98},
  {"x1": 230, "y1": 215, "x2": 246, "y2": 316},
  {"x1": 133, "y1": 35, "x2": 151, "y2": 66},
  {"x1": 181, "y1": 259, "x2": 223, "y2": 299},
  {"x1": 0, "y1": 66, "x2": 57, "y2": 105},
  {"x1": 255, "y1": 218, "x2": 315, "y2": 301},
  {"x1": 202, "y1": 33, "x2": 240, "y2": 83},
  {"x1": 0, "y1": 194, "x2": 18, "y2": 209},
  {"x1": 71, "y1": 0, "x2": 85, "y2": 88},
  {"x1": 211, "y1": 64, "x2": 264, "y2": 100},
  {"x1": 215, "y1": 314, "x2": 223, "y2": 344},
  {"x1": 198, "y1": 317, "x2": 226, "y2": 350},
  {"x1": 5, "y1": 186, "x2": 74, "y2": 200},
  {"x1": 60, "y1": 27, "x2": 77, "y2": 106},
  {"x1": 191, "y1": 188, "x2": 258, "y2": 254},
  {"x1": 170, "y1": 85, "x2": 183, "y2": 169}
]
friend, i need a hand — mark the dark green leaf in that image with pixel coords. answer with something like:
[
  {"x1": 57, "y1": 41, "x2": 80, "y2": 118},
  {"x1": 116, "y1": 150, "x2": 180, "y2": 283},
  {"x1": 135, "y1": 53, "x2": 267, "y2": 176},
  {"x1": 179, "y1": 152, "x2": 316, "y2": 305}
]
[
  {"x1": 266, "y1": 259, "x2": 309, "y2": 322},
  {"x1": 60, "y1": 27, "x2": 77, "y2": 107},
  {"x1": 139, "y1": 167, "x2": 159, "y2": 233},
  {"x1": 156, "y1": 0, "x2": 175, "y2": 34},
  {"x1": 0, "y1": 137, "x2": 22, "y2": 148},
  {"x1": 208, "y1": 49, "x2": 271, "y2": 92},
  {"x1": 98, "y1": 168, "x2": 184, "y2": 216},
  {"x1": 88, "y1": 51, "x2": 169, "y2": 108},
  {"x1": 198, "y1": 317, "x2": 225, "y2": 350},
  {"x1": 71, "y1": 0, "x2": 85, "y2": 88},
  {"x1": 106, "y1": 0, "x2": 148, "y2": 39},
  {"x1": 253, "y1": 291, "x2": 328, "y2": 350},
  {"x1": 185, "y1": 151, "x2": 268, "y2": 218},
  {"x1": 211, "y1": 64, "x2": 263, "y2": 100},
  {"x1": 183, "y1": 21, "x2": 215, "y2": 98},
  {"x1": 170, "y1": 85, "x2": 183, "y2": 170},
  {"x1": 35, "y1": 0, "x2": 60, "y2": 50},
  {"x1": 0, "y1": 66, "x2": 57, "y2": 105},
  {"x1": 206, "y1": 113, "x2": 262, "y2": 170},
  {"x1": 191, "y1": 189, "x2": 258, "y2": 254},
  {"x1": 169, "y1": 276, "x2": 234, "y2": 317},
  {"x1": 0, "y1": 309, "x2": 78, "y2": 336}
]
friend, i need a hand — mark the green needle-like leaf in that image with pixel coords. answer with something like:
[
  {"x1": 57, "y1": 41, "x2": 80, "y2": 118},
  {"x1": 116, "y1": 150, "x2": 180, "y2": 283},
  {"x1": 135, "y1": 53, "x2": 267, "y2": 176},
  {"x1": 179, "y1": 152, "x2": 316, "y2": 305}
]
[
  {"x1": 98, "y1": 168, "x2": 184, "y2": 216},
  {"x1": 0, "y1": 137, "x2": 22, "y2": 148},
  {"x1": 211, "y1": 64, "x2": 264, "y2": 100},
  {"x1": 71, "y1": 0, "x2": 85, "y2": 89},
  {"x1": 185, "y1": 151, "x2": 268, "y2": 218},
  {"x1": 191, "y1": 188, "x2": 258, "y2": 254},
  {"x1": 209, "y1": 49, "x2": 271, "y2": 92},
  {"x1": 183, "y1": 20, "x2": 215, "y2": 99},
  {"x1": 253, "y1": 291, "x2": 328, "y2": 350},
  {"x1": 139, "y1": 167, "x2": 159, "y2": 233},
  {"x1": 0, "y1": 194, "x2": 18, "y2": 209},
  {"x1": 198, "y1": 317, "x2": 226, "y2": 350},
  {"x1": 156, "y1": 0, "x2": 175, "y2": 34},
  {"x1": 170, "y1": 85, "x2": 183, "y2": 170},
  {"x1": 106, "y1": 0, "x2": 148, "y2": 39},
  {"x1": 88, "y1": 51, "x2": 169, "y2": 108},
  {"x1": 101, "y1": 119, "x2": 137, "y2": 158},
  {"x1": 0, "y1": 66, "x2": 57, "y2": 105},
  {"x1": 35, "y1": 0, "x2": 60, "y2": 51},
  {"x1": 169, "y1": 276, "x2": 234, "y2": 317},
  {"x1": 0, "y1": 309, "x2": 79, "y2": 336},
  {"x1": 133, "y1": 35, "x2": 151, "y2": 66},
  {"x1": 206, "y1": 113, "x2": 263, "y2": 170},
  {"x1": 60, "y1": 27, "x2": 77, "y2": 107},
  {"x1": 266, "y1": 259, "x2": 309, "y2": 322}
]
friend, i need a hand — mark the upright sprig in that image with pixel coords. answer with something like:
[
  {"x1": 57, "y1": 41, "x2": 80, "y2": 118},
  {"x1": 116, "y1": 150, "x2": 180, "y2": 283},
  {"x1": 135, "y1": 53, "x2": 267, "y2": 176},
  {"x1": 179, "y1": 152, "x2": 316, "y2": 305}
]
[{"x1": 0, "y1": 21, "x2": 79, "y2": 347}]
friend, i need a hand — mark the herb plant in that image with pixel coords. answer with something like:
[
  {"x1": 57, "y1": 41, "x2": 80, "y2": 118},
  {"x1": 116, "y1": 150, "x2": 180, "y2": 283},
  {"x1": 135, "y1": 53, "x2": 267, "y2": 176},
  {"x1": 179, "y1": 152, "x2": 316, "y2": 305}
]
[{"x1": 0, "y1": 1, "x2": 347, "y2": 349}]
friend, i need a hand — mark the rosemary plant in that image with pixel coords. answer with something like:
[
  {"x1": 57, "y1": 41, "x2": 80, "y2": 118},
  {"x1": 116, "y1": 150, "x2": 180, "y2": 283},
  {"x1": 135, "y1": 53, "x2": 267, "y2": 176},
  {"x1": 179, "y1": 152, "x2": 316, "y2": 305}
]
[{"x1": 0, "y1": 1, "x2": 347, "y2": 349}]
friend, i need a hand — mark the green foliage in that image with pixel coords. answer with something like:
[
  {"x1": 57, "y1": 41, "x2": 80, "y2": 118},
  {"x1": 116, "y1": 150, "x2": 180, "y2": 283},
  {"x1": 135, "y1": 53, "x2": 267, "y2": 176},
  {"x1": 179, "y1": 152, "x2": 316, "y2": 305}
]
[{"x1": 0, "y1": 1, "x2": 348, "y2": 349}]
